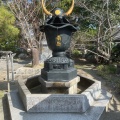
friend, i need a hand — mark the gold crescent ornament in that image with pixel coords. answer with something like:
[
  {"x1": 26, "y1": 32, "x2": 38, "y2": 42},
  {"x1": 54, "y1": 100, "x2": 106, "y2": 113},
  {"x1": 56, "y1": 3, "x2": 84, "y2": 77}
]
[
  {"x1": 41, "y1": 0, "x2": 52, "y2": 16},
  {"x1": 64, "y1": 0, "x2": 74, "y2": 16}
]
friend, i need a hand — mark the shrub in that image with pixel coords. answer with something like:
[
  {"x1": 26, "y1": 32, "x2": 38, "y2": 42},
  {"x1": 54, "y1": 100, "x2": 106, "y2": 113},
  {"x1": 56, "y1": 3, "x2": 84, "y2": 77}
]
[
  {"x1": 97, "y1": 64, "x2": 117, "y2": 75},
  {"x1": 72, "y1": 49, "x2": 82, "y2": 57},
  {"x1": 0, "y1": 5, "x2": 19, "y2": 51}
]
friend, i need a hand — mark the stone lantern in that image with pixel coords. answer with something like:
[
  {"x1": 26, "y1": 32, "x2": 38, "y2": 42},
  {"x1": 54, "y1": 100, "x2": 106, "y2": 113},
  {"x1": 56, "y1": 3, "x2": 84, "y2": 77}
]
[{"x1": 40, "y1": 0, "x2": 78, "y2": 82}]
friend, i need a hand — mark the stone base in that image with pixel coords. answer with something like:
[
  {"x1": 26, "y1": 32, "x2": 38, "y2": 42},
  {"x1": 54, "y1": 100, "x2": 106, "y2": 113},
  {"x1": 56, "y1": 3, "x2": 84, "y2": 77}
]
[
  {"x1": 17, "y1": 75, "x2": 102, "y2": 113},
  {"x1": 39, "y1": 76, "x2": 80, "y2": 94},
  {"x1": 41, "y1": 68, "x2": 77, "y2": 82},
  {"x1": 7, "y1": 90, "x2": 112, "y2": 120}
]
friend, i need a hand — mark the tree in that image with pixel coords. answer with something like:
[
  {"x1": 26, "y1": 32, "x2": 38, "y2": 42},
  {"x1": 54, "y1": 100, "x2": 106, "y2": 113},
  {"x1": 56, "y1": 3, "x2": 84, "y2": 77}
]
[
  {"x1": 0, "y1": 5, "x2": 19, "y2": 51},
  {"x1": 8, "y1": 0, "x2": 75, "y2": 66},
  {"x1": 71, "y1": 0, "x2": 120, "y2": 62},
  {"x1": 8, "y1": 0, "x2": 45, "y2": 67}
]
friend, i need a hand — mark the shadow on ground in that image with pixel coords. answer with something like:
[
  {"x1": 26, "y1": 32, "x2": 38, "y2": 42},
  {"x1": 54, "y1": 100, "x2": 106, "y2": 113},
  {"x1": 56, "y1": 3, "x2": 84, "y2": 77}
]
[{"x1": 2, "y1": 95, "x2": 11, "y2": 120}]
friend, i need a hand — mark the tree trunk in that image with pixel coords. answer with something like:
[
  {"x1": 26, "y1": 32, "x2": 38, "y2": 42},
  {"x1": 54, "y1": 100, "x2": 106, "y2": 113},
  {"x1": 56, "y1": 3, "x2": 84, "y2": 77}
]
[{"x1": 31, "y1": 48, "x2": 39, "y2": 67}]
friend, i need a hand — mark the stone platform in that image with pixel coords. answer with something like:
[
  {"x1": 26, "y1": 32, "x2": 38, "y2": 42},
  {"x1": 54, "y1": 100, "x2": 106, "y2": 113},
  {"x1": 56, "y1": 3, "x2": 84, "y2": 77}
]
[
  {"x1": 18, "y1": 75, "x2": 101, "y2": 113},
  {"x1": 7, "y1": 90, "x2": 112, "y2": 120},
  {"x1": 7, "y1": 75, "x2": 112, "y2": 120},
  {"x1": 39, "y1": 76, "x2": 80, "y2": 94}
]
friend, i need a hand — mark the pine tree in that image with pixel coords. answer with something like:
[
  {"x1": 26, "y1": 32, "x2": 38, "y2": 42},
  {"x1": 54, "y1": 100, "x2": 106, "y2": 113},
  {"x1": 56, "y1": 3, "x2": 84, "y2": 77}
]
[{"x1": 0, "y1": 5, "x2": 19, "y2": 51}]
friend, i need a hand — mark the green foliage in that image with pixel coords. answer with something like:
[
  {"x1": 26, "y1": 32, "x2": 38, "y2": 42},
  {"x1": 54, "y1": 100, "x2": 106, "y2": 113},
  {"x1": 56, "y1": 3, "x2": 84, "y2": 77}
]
[
  {"x1": 73, "y1": 28, "x2": 97, "y2": 44},
  {"x1": 72, "y1": 49, "x2": 82, "y2": 57},
  {"x1": 97, "y1": 64, "x2": 120, "y2": 92},
  {"x1": 58, "y1": 0, "x2": 73, "y2": 11},
  {"x1": 111, "y1": 44, "x2": 120, "y2": 62},
  {"x1": 75, "y1": 0, "x2": 120, "y2": 28},
  {"x1": 0, "y1": 5, "x2": 19, "y2": 51},
  {"x1": 0, "y1": 91, "x2": 4, "y2": 99},
  {"x1": 97, "y1": 64, "x2": 117, "y2": 75}
]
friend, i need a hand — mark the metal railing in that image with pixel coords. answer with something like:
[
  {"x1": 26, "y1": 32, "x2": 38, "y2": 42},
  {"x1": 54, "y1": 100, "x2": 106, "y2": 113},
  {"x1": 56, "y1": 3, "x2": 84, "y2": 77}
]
[{"x1": 0, "y1": 51, "x2": 16, "y2": 92}]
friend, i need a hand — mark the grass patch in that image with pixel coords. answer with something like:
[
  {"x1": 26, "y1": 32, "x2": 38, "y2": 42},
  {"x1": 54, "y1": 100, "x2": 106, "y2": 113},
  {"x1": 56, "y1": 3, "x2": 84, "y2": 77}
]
[
  {"x1": 75, "y1": 64, "x2": 95, "y2": 69},
  {"x1": 96, "y1": 64, "x2": 117, "y2": 80},
  {"x1": 97, "y1": 64, "x2": 117, "y2": 74},
  {"x1": 75, "y1": 65, "x2": 86, "y2": 69},
  {"x1": 0, "y1": 91, "x2": 4, "y2": 99},
  {"x1": 97, "y1": 64, "x2": 120, "y2": 92}
]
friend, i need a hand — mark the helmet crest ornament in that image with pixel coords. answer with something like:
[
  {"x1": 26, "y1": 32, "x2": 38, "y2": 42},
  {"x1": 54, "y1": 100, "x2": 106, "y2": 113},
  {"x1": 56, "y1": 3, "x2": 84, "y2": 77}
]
[{"x1": 41, "y1": 0, "x2": 74, "y2": 16}]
